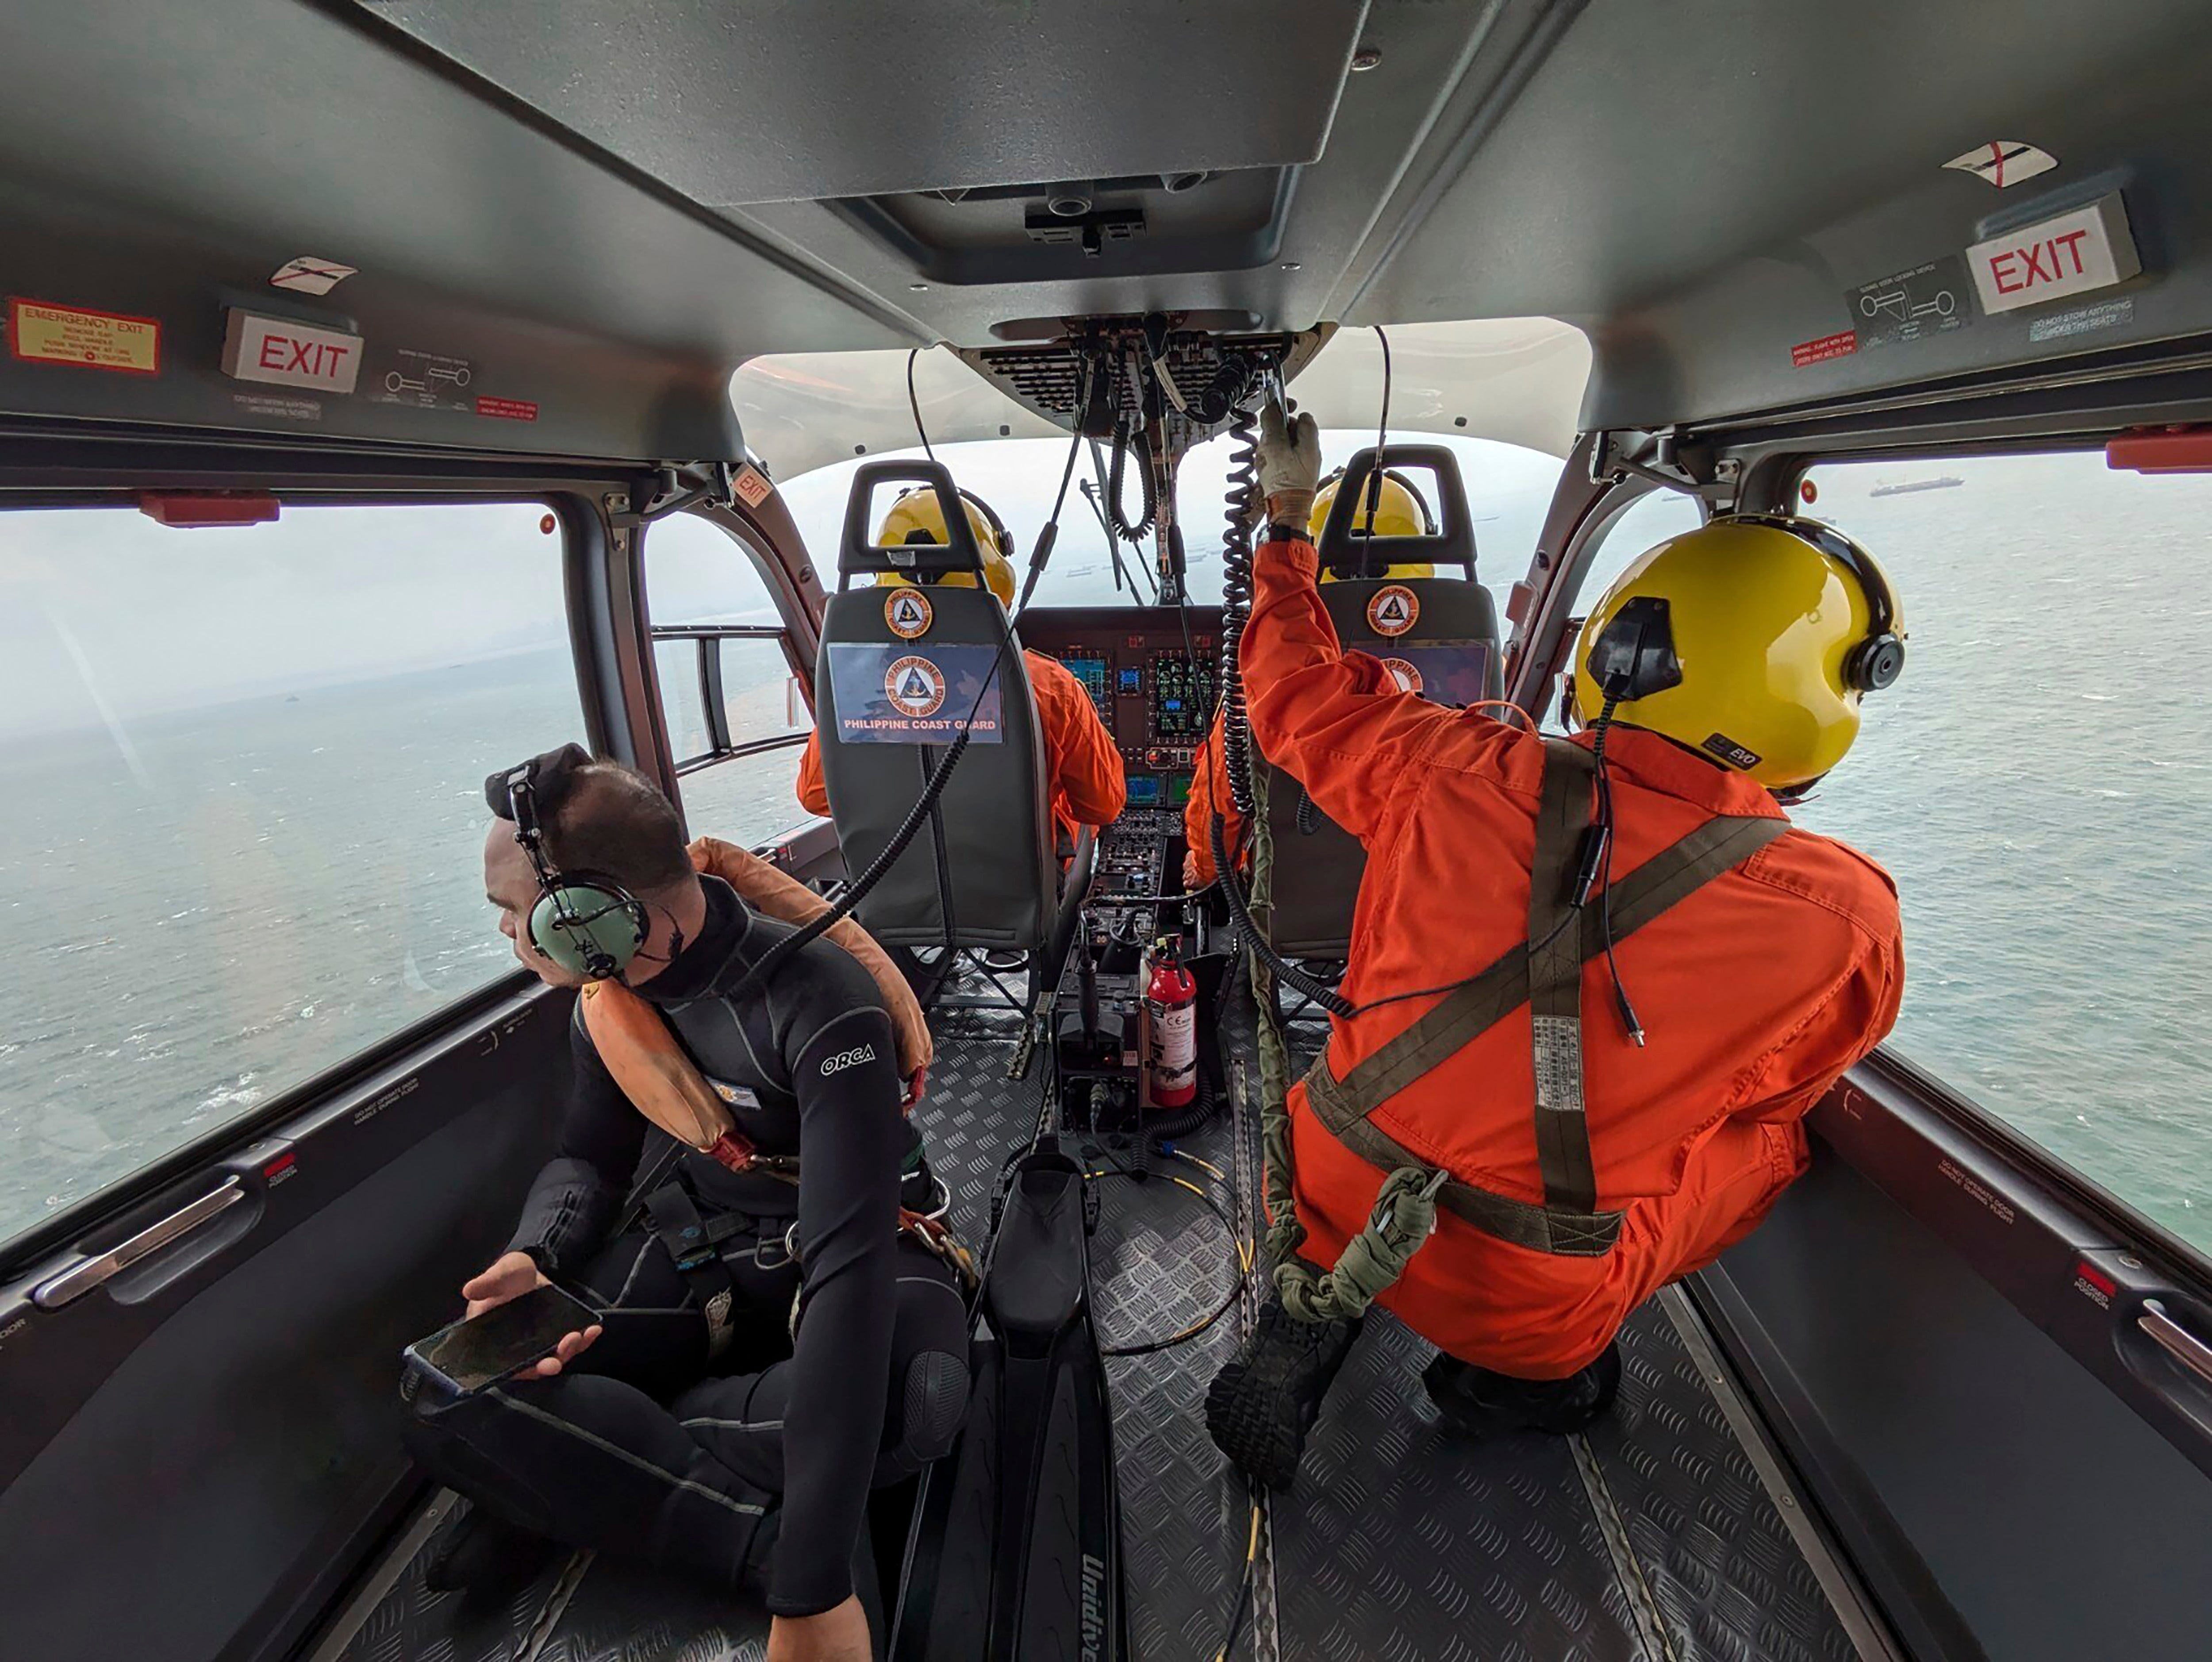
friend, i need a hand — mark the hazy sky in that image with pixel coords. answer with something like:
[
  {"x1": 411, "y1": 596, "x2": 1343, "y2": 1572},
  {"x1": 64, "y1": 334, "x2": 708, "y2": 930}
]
[{"x1": 0, "y1": 431, "x2": 1568, "y2": 742}]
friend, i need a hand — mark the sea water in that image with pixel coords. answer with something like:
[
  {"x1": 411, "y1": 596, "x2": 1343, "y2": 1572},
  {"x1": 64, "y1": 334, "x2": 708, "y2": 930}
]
[{"x1": 2, "y1": 453, "x2": 2206, "y2": 1258}]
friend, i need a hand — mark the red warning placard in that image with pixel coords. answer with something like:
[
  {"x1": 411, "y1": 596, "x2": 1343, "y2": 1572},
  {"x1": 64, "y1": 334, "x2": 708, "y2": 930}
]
[
  {"x1": 1791, "y1": 331, "x2": 1858, "y2": 368},
  {"x1": 8, "y1": 298, "x2": 161, "y2": 375},
  {"x1": 475, "y1": 396, "x2": 539, "y2": 422}
]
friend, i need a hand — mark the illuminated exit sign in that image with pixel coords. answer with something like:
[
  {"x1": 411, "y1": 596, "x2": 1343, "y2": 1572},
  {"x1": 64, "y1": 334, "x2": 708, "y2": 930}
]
[
  {"x1": 220, "y1": 308, "x2": 364, "y2": 395},
  {"x1": 1965, "y1": 193, "x2": 2140, "y2": 316}
]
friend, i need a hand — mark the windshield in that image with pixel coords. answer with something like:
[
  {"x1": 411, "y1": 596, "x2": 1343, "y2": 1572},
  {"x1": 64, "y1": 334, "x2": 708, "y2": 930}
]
[{"x1": 776, "y1": 431, "x2": 1566, "y2": 615}]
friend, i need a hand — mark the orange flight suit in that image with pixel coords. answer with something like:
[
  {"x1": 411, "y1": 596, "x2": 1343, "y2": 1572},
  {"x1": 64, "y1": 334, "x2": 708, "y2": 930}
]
[
  {"x1": 1246, "y1": 536, "x2": 1904, "y2": 1378},
  {"x1": 1181, "y1": 712, "x2": 1242, "y2": 885},
  {"x1": 798, "y1": 647, "x2": 1127, "y2": 855}
]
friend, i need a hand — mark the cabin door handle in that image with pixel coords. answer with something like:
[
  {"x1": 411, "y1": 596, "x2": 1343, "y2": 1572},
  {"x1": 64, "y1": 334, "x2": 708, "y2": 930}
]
[
  {"x1": 2138, "y1": 1298, "x2": 2212, "y2": 1389},
  {"x1": 31, "y1": 1177, "x2": 246, "y2": 1310}
]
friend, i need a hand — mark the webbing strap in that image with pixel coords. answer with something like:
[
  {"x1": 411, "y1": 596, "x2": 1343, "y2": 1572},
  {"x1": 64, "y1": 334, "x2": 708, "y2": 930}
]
[
  {"x1": 1303, "y1": 797, "x2": 1789, "y2": 1257},
  {"x1": 1528, "y1": 738, "x2": 1598, "y2": 1216},
  {"x1": 643, "y1": 1181, "x2": 739, "y2": 1354}
]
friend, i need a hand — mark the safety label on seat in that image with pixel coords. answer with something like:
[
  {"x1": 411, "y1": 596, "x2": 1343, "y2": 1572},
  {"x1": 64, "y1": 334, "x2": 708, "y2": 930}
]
[
  {"x1": 884, "y1": 589, "x2": 933, "y2": 639},
  {"x1": 1367, "y1": 584, "x2": 1419, "y2": 637},
  {"x1": 828, "y1": 643, "x2": 1003, "y2": 745}
]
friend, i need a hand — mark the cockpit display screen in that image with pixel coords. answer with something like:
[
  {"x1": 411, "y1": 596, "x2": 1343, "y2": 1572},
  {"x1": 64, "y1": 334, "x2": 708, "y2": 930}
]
[
  {"x1": 1062, "y1": 654, "x2": 1110, "y2": 719},
  {"x1": 1148, "y1": 655, "x2": 1216, "y2": 740},
  {"x1": 1125, "y1": 776, "x2": 1162, "y2": 806}
]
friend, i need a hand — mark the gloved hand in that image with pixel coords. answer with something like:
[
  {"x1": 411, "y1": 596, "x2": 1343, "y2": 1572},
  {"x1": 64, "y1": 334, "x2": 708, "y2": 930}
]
[{"x1": 1257, "y1": 402, "x2": 1321, "y2": 532}]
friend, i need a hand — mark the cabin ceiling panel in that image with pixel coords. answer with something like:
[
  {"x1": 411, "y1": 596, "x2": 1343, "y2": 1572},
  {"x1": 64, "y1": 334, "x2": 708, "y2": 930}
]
[{"x1": 359, "y1": 0, "x2": 1367, "y2": 204}]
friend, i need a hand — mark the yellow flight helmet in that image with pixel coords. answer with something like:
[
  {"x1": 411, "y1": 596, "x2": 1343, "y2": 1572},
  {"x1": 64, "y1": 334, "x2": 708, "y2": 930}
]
[
  {"x1": 872, "y1": 485, "x2": 1018, "y2": 610},
  {"x1": 1311, "y1": 469, "x2": 1434, "y2": 581},
  {"x1": 1571, "y1": 514, "x2": 1905, "y2": 792}
]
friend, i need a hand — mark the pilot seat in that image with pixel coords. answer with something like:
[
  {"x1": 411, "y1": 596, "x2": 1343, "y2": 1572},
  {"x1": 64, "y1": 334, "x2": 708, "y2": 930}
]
[{"x1": 812, "y1": 460, "x2": 1093, "y2": 1017}]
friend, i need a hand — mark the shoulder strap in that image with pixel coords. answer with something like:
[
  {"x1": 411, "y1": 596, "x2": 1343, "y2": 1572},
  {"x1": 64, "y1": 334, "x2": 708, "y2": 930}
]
[{"x1": 1305, "y1": 750, "x2": 1790, "y2": 1216}]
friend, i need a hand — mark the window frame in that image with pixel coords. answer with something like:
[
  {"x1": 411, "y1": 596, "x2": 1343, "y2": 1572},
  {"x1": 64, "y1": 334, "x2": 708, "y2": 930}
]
[
  {"x1": 0, "y1": 462, "x2": 626, "y2": 1274},
  {"x1": 638, "y1": 509, "x2": 815, "y2": 818}
]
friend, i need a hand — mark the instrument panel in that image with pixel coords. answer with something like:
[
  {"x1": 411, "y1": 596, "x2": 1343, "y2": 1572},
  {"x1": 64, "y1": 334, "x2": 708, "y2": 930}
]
[{"x1": 1022, "y1": 604, "x2": 1225, "y2": 804}]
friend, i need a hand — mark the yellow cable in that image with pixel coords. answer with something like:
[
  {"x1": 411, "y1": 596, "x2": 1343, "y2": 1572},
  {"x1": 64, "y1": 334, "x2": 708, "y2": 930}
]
[{"x1": 1213, "y1": 1502, "x2": 1264, "y2": 1662}]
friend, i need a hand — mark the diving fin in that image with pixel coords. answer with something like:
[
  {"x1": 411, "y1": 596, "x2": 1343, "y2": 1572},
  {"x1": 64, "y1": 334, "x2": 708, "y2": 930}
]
[
  {"x1": 1204, "y1": 1293, "x2": 1362, "y2": 1491},
  {"x1": 891, "y1": 1139, "x2": 1126, "y2": 1662}
]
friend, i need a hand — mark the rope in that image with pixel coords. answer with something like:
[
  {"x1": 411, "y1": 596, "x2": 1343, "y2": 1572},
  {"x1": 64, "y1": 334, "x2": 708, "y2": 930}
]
[{"x1": 1249, "y1": 746, "x2": 1447, "y2": 1324}]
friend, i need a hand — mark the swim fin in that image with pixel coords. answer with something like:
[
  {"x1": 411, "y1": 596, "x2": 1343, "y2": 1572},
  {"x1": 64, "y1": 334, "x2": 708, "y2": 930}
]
[{"x1": 891, "y1": 1139, "x2": 1126, "y2": 1662}]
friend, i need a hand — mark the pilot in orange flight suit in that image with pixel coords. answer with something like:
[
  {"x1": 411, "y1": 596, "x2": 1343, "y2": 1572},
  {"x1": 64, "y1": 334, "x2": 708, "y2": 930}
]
[
  {"x1": 1182, "y1": 469, "x2": 1434, "y2": 887},
  {"x1": 1206, "y1": 408, "x2": 1905, "y2": 1484},
  {"x1": 796, "y1": 487, "x2": 1125, "y2": 852}
]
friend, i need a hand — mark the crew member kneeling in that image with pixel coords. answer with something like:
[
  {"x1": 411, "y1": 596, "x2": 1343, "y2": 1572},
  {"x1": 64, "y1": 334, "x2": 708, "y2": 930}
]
[
  {"x1": 404, "y1": 747, "x2": 970, "y2": 1661},
  {"x1": 795, "y1": 486, "x2": 1126, "y2": 851},
  {"x1": 1207, "y1": 410, "x2": 1904, "y2": 1484}
]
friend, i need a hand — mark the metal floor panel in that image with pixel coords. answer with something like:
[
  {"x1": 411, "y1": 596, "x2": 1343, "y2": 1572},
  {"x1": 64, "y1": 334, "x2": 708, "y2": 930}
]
[
  {"x1": 330, "y1": 1506, "x2": 580, "y2": 1662},
  {"x1": 531, "y1": 1555, "x2": 769, "y2": 1662},
  {"x1": 1274, "y1": 1307, "x2": 1649, "y2": 1662},
  {"x1": 328, "y1": 977, "x2": 1875, "y2": 1662},
  {"x1": 1586, "y1": 1306, "x2": 1864, "y2": 1662},
  {"x1": 1092, "y1": 1109, "x2": 1257, "y2": 1662}
]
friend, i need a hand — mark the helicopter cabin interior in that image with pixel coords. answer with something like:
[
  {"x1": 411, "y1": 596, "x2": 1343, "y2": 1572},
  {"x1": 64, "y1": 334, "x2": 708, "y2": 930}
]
[{"x1": 3, "y1": 3, "x2": 2212, "y2": 1660}]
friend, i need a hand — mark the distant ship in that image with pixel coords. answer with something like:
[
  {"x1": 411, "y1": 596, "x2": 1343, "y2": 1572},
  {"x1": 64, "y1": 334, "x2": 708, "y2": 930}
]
[{"x1": 1870, "y1": 475, "x2": 1963, "y2": 497}]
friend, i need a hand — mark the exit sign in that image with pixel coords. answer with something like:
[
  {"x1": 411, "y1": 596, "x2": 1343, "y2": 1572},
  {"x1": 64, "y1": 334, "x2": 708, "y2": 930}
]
[
  {"x1": 1965, "y1": 194, "x2": 2140, "y2": 316},
  {"x1": 220, "y1": 308, "x2": 364, "y2": 395}
]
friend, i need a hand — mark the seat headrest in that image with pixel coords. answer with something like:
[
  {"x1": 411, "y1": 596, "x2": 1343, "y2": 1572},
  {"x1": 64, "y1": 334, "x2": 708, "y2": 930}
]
[
  {"x1": 839, "y1": 459, "x2": 987, "y2": 585},
  {"x1": 1316, "y1": 445, "x2": 1480, "y2": 582}
]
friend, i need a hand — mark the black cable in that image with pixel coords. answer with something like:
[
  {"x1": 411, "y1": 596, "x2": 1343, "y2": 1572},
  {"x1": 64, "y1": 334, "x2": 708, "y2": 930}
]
[
  {"x1": 1362, "y1": 325, "x2": 1392, "y2": 533},
  {"x1": 906, "y1": 348, "x2": 936, "y2": 465},
  {"x1": 1207, "y1": 393, "x2": 1356, "y2": 1017},
  {"x1": 1590, "y1": 700, "x2": 1646, "y2": 1044},
  {"x1": 1104, "y1": 412, "x2": 1157, "y2": 544},
  {"x1": 1218, "y1": 1548, "x2": 1257, "y2": 1661}
]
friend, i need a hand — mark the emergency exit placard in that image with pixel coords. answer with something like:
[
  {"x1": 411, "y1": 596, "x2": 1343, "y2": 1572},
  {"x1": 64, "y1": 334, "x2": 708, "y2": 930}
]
[
  {"x1": 1966, "y1": 193, "x2": 2140, "y2": 316},
  {"x1": 7, "y1": 299, "x2": 160, "y2": 374},
  {"x1": 221, "y1": 308, "x2": 365, "y2": 395}
]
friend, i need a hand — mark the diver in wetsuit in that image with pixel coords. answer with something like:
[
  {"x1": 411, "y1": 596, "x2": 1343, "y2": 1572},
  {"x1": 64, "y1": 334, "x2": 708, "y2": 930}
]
[{"x1": 402, "y1": 747, "x2": 970, "y2": 1662}]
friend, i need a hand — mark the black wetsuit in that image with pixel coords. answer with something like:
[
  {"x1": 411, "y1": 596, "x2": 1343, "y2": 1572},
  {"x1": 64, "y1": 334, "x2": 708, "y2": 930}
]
[{"x1": 403, "y1": 876, "x2": 971, "y2": 1618}]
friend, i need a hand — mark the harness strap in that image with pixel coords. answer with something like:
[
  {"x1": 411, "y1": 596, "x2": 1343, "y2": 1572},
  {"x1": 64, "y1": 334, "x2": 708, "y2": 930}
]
[
  {"x1": 642, "y1": 1181, "x2": 739, "y2": 1356},
  {"x1": 1300, "y1": 762, "x2": 1789, "y2": 1258}
]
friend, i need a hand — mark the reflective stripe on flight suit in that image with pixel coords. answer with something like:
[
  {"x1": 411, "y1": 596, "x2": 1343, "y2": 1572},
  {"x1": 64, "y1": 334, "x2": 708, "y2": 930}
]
[{"x1": 798, "y1": 647, "x2": 1126, "y2": 852}]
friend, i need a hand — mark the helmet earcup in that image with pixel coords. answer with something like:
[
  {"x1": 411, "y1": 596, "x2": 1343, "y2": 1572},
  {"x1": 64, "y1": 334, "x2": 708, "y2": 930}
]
[
  {"x1": 528, "y1": 884, "x2": 646, "y2": 978},
  {"x1": 1844, "y1": 632, "x2": 1906, "y2": 692}
]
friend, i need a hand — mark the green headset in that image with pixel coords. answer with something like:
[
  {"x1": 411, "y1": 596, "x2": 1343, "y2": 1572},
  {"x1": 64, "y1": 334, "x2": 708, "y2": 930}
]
[{"x1": 486, "y1": 746, "x2": 650, "y2": 980}]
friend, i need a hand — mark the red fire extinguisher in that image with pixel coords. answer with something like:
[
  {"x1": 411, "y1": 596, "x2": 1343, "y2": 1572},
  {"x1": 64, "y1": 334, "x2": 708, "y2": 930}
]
[{"x1": 1144, "y1": 938, "x2": 1198, "y2": 1108}]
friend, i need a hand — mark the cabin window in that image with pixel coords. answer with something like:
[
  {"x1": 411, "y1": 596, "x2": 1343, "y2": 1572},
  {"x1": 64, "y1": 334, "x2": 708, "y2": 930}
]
[
  {"x1": 0, "y1": 500, "x2": 581, "y2": 1247},
  {"x1": 643, "y1": 513, "x2": 809, "y2": 846},
  {"x1": 1540, "y1": 485, "x2": 1705, "y2": 731},
  {"x1": 1797, "y1": 451, "x2": 2212, "y2": 1251}
]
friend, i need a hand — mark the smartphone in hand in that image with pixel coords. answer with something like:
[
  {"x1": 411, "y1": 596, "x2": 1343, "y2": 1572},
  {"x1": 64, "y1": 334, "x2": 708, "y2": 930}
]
[{"x1": 403, "y1": 1282, "x2": 602, "y2": 1394}]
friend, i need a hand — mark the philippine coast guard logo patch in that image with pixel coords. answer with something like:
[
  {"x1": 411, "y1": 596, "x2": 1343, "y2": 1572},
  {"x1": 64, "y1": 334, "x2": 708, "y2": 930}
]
[
  {"x1": 885, "y1": 655, "x2": 947, "y2": 718},
  {"x1": 1367, "y1": 584, "x2": 1419, "y2": 637},
  {"x1": 1382, "y1": 657, "x2": 1422, "y2": 693},
  {"x1": 885, "y1": 589, "x2": 933, "y2": 639}
]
